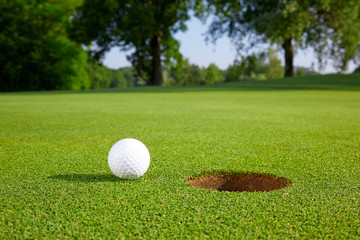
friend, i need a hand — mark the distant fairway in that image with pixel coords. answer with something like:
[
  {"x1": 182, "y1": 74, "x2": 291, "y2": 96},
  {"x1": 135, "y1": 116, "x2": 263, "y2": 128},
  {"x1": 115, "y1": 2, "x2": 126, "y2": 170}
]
[{"x1": 1, "y1": 74, "x2": 360, "y2": 239}]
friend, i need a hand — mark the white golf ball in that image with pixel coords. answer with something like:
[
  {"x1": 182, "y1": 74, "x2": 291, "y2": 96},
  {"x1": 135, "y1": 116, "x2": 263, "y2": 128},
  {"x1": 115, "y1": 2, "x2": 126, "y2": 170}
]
[{"x1": 108, "y1": 138, "x2": 150, "y2": 180}]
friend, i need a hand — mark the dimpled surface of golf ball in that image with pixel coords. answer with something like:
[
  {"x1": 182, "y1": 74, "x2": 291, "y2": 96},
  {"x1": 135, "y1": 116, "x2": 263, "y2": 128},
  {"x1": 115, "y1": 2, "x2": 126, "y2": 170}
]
[{"x1": 108, "y1": 138, "x2": 150, "y2": 180}]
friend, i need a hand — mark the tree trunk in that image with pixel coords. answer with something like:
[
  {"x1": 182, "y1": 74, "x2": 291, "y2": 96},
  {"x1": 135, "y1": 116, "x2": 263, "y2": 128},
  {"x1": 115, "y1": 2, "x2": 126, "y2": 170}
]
[
  {"x1": 134, "y1": 49, "x2": 149, "y2": 84},
  {"x1": 282, "y1": 38, "x2": 294, "y2": 77},
  {"x1": 150, "y1": 34, "x2": 163, "y2": 86}
]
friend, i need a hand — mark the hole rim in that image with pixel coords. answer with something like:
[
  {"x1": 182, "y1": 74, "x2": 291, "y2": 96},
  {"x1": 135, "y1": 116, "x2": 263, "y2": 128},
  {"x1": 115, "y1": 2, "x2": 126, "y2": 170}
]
[{"x1": 186, "y1": 170, "x2": 292, "y2": 193}]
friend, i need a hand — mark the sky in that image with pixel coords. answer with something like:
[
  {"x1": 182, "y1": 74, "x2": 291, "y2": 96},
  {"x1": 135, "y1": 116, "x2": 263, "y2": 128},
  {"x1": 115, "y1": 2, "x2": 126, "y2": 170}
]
[{"x1": 102, "y1": 16, "x2": 356, "y2": 74}]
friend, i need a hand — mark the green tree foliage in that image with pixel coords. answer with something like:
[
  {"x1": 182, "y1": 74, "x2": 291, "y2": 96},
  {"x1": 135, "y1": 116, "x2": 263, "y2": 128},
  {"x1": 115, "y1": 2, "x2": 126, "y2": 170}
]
[
  {"x1": 166, "y1": 59, "x2": 227, "y2": 86},
  {"x1": 225, "y1": 56, "x2": 265, "y2": 82},
  {"x1": 265, "y1": 48, "x2": 284, "y2": 79},
  {"x1": 0, "y1": 0, "x2": 90, "y2": 91},
  {"x1": 295, "y1": 67, "x2": 319, "y2": 77},
  {"x1": 167, "y1": 49, "x2": 282, "y2": 85},
  {"x1": 70, "y1": 0, "x2": 195, "y2": 86},
  {"x1": 225, "y1": 48, "x2": 283, "y2": 82},
  {"x1": 206, "y1": 0, "x2": 360, "y2": 77},
  {"x1": 205, "y1": 63, "x2": 225, "y2": 84},
  {"x1": 85, "y1": 61, "x2": 135, "y2": 89},
  {"x1": 167, "y1": 59, "x2": 205, "y2": 86},
  {"x1": 308, "y1": 1, "x2": 360, "y2": 71},
  {"x1": 85, "y1": 62, "x2": 112, "y2": 89},
  {"x1": 110, "y1": 68, "x2": 137, "y2": 88}
]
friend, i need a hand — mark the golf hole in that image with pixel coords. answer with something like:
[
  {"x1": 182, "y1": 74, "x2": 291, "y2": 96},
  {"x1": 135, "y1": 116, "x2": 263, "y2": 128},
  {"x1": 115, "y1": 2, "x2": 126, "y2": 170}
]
[{"x1": 187, "y1": 172, "x2": 291, "y2": 192}]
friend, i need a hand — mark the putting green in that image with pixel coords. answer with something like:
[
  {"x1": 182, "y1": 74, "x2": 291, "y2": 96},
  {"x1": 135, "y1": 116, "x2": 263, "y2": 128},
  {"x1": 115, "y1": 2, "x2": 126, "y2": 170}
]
[{"x1": 1, "y1": 77, "x2": 360, "y2": 238}]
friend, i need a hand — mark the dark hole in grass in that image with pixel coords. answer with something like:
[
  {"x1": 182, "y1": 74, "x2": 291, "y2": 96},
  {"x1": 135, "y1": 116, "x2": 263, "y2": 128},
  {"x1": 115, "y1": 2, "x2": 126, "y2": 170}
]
[{"x1": 187, "y1": 172, "x2": 291, "y2": 192}]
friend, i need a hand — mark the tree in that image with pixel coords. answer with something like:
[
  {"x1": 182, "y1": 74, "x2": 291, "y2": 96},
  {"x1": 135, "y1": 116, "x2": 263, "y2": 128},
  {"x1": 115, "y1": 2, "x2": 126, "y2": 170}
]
[
  {"x1": 70, "y1": 0, "x2": 194, "y2": 86},
  {"x1": 206, "y1": 0, "x2": 360, "y2": 77},
  {"x1": 85, "y1": 62, "x2": 134, "y2": 89},
  {"x1": 0, "y1": 0, "x2": 89, "y2": 91},
  {"x1": 225, "y1": 61, "x2": 247, "y2": 82},
  {"x1": 110, "y1": 67, "x2": 136, "y2": 88},
  {"x1": 225, "y1": 48, "x2": 283, "y2": 81},
  {"x1": 205, "y1": 63, "x2": 225, "y2": 84},
  {"x1": 264, "y1": 47, "x2": 283, "y2": 79},
  {"x1": 168, "y1": 59, "x2": 205, "y2": 86},
  {"x1": 307, "y1": 1, "x2": 360, "y2": 71}
]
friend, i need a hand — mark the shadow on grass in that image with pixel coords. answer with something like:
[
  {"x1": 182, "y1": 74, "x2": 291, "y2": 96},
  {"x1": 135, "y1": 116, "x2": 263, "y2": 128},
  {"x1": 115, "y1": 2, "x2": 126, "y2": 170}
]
[{"x1": 49, "y1": 173, "x2": 121, "y2": 182}]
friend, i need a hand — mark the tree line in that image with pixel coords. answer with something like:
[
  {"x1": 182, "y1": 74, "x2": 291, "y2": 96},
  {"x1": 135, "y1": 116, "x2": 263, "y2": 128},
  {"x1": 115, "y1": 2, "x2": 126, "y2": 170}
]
[
  {"x1": 1, "y1": 0, "x2": 359, "y2": 91},
  {"x1": 90, "y1": 50, "x2": 317, "y2": 88}
]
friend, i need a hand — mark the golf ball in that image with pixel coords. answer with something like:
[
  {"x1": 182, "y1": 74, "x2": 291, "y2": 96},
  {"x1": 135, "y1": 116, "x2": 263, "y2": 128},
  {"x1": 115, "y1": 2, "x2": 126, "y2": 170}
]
[{"x1": 108, "y1": 138, "x2": 150, "y2": 180}]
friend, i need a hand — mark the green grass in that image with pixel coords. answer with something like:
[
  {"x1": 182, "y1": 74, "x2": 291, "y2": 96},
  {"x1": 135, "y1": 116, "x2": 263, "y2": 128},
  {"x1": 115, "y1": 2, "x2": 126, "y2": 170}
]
[
  {"x1": 1, "y1": 74, "x2": 360, "y2": 239},
  {"x1": 232, "y1": 73, "x2": 360, "y2": 89}
]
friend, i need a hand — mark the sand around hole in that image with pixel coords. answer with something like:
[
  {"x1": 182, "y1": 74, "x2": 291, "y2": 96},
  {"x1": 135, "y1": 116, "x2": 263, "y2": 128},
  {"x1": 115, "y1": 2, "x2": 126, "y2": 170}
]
[{"x1": 187, "y1": 172, "x2": 291, "y2": 192}]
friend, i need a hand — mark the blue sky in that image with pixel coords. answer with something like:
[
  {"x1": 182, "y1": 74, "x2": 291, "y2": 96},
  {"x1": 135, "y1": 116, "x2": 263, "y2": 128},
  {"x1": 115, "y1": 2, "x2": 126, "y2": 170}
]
[{"x1": 103, "y1": 16, "x2": 356, "y2": 73}]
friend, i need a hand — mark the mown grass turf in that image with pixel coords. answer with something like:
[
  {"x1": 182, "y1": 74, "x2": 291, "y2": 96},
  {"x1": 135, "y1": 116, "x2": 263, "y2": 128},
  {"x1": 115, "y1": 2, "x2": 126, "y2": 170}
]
[
  {"x1": 232, "y1": 73, "x2": 360, "y2": 90},
  {"x1": 1, "y1": 74, "x2": 360, "y2": 239}
]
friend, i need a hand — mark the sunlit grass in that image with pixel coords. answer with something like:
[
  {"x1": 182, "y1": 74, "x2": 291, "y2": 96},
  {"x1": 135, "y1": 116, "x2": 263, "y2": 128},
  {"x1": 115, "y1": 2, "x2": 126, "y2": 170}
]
[{"x1": 1, "y1": 74, "x2": 359, "y2": 238}]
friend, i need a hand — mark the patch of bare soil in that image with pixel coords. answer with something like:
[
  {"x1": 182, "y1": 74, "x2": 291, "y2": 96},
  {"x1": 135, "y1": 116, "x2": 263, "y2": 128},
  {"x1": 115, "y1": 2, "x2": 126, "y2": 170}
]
[{"x1": 187, "y1": 172, "x2": 291, "y2": 192}]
